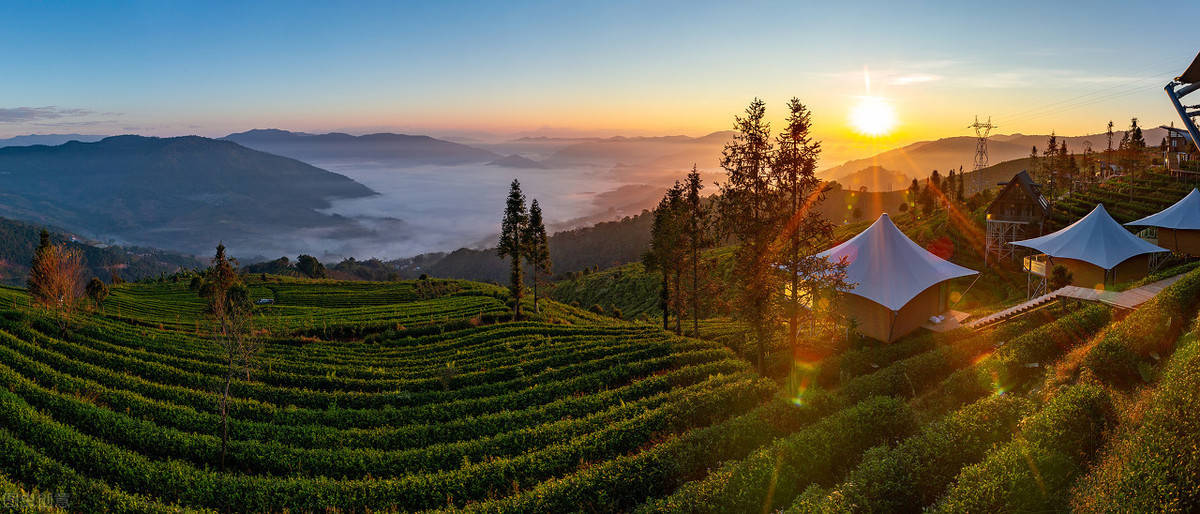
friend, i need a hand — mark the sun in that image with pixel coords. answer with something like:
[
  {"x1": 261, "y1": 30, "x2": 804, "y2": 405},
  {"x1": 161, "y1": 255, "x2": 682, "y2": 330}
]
[{"x1": 850, "y1": 96, "x2": 896, "y2": 136}]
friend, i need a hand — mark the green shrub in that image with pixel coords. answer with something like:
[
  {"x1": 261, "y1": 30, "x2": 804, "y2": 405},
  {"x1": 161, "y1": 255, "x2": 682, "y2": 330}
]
[
  {"x1": 1081, "y1": 268, "x2": 1200, "y2": 386},
  {"x1": 1070, "y1": 317, "x2": 1200, "y2": 511},
  {"x1": 933, "y1": 382, "x2": 1115, "y2": 513},
  {"x1": 793, "y1": 394, "x2": 1033, "y2": 512},
  {"x1": 640, "y1": 396, "x2": 918, "y2": 513}
]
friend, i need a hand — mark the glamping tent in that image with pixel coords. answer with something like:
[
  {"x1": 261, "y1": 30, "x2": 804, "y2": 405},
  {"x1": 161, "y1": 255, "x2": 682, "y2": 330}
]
[
  {"x1": 1126, "y1": 188, "x2": 1200, "y2": 256},
  {"x1": 1011, "y1": 204, "x2": 1167, "y2": 288},
  {"x1": 817, "y1": 213, "x2": 977, "y2": 343}
]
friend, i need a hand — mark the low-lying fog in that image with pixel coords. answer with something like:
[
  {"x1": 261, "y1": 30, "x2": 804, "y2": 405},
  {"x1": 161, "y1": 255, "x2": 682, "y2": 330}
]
[{"x1": 293, "y1": 160, "x2": 641, "y2": 261}]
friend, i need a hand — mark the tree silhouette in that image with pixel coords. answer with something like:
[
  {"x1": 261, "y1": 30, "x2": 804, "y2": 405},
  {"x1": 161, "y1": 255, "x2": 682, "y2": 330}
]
[
  {"x1": 682, "y1": 165, "x2": 711, "y2": 336},
  {"x1": 498, "y1": 179, "x2": 528, "y2": 320},
  {"x1": 718, "y1": 98, "x2": 778, "y2": 370},
  {"x1": 523, "y1": 199, "x2": 551, "y2": 313}
]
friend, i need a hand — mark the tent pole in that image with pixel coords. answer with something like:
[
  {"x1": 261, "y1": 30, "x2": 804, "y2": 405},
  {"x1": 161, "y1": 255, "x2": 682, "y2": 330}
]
[{"x1": 950, "y1": 275, "x2": 981, "y2": 311}]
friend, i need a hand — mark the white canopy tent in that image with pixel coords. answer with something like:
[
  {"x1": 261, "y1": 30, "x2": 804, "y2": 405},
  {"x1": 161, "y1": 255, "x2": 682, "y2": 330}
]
[
  {"x1": 1126, "y1": 188, "x2": 1200, "y2": 256},
  {"x1": 817, "y1": 213, "x2": 977, "y2": 342},
  {"x1": 1127, "y1": 188, "x2": 1200, "y2": 230},
  {"x1": 1011, "y1": 203, "x2": 1167, "y2": 270},
  {"x1": 817, "y1": 213, "x2": 977, "y2": 312}
]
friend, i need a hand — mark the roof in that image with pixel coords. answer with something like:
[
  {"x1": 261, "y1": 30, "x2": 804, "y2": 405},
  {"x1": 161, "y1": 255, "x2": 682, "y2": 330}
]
[
  {"x1": 816, "y1": 213, "x2": 978, "y2": 311},
  {"x1": 1127, "y1": 188, "x2": 1200, "y2": 230},
  {"x1": 1011, "y1": 204, "x2": 1167, "y2": 269},
  {"x1": 1161, "y1": 125, "x2": 1196, "y2": 143},
  {"x1": 986, "y1": 170, "x2": 1050, "y2": 216},
  {"x1": 1178, "y1": 51, "x2": 1200, "y2": 84}
]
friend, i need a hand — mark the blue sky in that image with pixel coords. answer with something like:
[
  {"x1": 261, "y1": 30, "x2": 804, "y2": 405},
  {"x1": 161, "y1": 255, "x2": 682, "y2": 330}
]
[{"x1": 2, "y1": 0, "x2": 1197, "y2": 161}]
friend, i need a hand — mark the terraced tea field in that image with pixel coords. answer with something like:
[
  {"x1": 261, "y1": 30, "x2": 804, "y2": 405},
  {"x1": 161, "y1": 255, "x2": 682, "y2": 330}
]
[
  {"x1": 3, "y1": 269, "x2": 1200, "y2": 512},
  {"x1": 0, "y1": 277, "x2": 774, "y2": 512}
]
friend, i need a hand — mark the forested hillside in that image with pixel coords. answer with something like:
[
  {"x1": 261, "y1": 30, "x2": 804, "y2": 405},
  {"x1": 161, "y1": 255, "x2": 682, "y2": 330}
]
[{"x1": 0, "y1": 216, "x2": 201, "y2": 286}]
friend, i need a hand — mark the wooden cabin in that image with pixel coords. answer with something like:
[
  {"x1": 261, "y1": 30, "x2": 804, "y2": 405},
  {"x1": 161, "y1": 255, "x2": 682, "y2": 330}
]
[{"x1": 984, "y1": 170, "x2": 1049, "y2": 264}]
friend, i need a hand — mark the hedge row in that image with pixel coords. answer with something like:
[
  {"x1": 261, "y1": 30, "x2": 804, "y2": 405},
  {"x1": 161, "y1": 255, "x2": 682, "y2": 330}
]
[
  {"x1": 11, "y1": 317, "x2": 699, "y2": 410},
  {"x1": 0, "y1": 326, "x2": 729, "y2": 428},
  {"x1": 934, "y1": 382, "x2": 1115, "y2": 512},
  {"x1": 0, "y1": 328, "x2": 746, "y2": 449},
  {"x1": 1081, "y1": 268, "x2": 1200, "y2": 386},
  {"x1": 21, "y1": 316, "x2": 677, "y2": 396},
  {"x1": 790, "y1": 394, "x2": 1033, "y2": 512},
  {"x1": 1070, "y1": 317, "x2": 1200, "y2": 511},
  {"x1": 0, "y1": 376, "x2": 771, "y2": 512},
  {"x1": 0, "y1": 354, "x2": 765, "y2": 479},
  {"x1": 638, "y1": 396, "x2": 918, "y2": 513},
  {"x1": 0, "y1": 427, "x2": 195, "y2": 514},
  {"x1": 463, "y1": 396, "x2": 841, "y2": 513},
  {"x1": 1, "y1": 336, "x2": 745, "y2": 446},
  {"x1": 912, "y1": 305, "x2": 1112, "y2": 420}
]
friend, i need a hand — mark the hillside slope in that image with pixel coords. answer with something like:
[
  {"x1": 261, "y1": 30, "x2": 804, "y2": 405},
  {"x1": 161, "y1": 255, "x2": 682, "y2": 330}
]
[
  {"x1": 0, "y1": 135, "x2": 377, "y2": 255},
  {"x1": 822, "y1": 127, "x2": 1171, "y2": 191}
]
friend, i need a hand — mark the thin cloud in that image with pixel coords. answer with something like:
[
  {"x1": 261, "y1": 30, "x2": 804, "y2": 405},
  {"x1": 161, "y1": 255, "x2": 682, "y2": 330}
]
[
  {"x1": 0, "y1": 106, "x2": 94, "y2": 123},
  {"x1": 889, "y1": 74, "x2": 941, "y2": 86}
]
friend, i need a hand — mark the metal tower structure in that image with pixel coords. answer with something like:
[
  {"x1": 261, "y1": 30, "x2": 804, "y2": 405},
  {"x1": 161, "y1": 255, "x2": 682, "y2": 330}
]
[{"x1": 968, "y1": 115, "x2": 996, "y2": 193}]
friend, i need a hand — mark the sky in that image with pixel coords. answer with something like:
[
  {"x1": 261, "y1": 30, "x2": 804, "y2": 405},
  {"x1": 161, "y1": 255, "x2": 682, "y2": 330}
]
[{"x1": 2, "y1": 0, "x2": 1198, "y2": 166}]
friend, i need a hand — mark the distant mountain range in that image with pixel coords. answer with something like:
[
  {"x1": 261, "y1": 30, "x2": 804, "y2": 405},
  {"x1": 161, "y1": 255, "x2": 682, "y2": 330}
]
[
  {"x1": 487, "y1": 154, "x2": 547, "y2": 169},
  {"x1": 820, "y1": 126, "x2": 1172, "y2": 191},
  {"x1": 544, "y1": 131, "x2": 733, "y2": 168},
  {"x1": 0, "y1": 135, "x2": 377, "y2": 255},
  {"x1": 0, "y1": 133, "x2": 108, "y2": 147},
  {"x1": 223, "y1": 128, "x2": 499, "y2": 165}
]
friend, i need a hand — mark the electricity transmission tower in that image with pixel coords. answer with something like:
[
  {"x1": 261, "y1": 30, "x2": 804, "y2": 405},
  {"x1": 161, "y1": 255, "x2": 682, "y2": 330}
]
[{"x1": 968, "y1": 115, "x2": 996, "y2": 193}]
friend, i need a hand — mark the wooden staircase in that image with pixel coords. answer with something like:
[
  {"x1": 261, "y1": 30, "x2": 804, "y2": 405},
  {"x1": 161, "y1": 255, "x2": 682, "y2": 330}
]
[
  {"x1": 965, "y1": 290, "x2": 1061, "y2": 330},
  {"x1": 964, "y1": 274, "x2": 1186, "y2": 330}
]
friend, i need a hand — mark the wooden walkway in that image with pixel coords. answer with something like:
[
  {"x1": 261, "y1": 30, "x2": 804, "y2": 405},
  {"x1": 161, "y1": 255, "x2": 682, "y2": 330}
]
[{"x1": 965, "y1": 274, "x2": 1184, "y2": 330}]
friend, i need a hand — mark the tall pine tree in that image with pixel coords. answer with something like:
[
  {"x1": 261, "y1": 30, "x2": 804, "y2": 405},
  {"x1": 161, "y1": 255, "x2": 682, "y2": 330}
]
[
  {"x1": 523, "y1": 199, "x2": 551, "y2": 314},
  {"x1": 498, "y1": 179, "x2": 528, "y2": 320},
  {"x1": 772, "y1": 98, "x2": 836, "y2": 355},
  {"x1": 646, "y1": 185, "x2": 684, "y2": 332},
  {"x1": 682, "y1": 165, "x2": 710, "y2": 337},
  {"x1": 718, "y1": 98, "x2": 778, "y2": 370}
]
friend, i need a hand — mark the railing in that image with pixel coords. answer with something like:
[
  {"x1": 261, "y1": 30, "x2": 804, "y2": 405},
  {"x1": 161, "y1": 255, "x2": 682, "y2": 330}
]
[{"x1": 1023, "y1": 253, "x2": 1049, "y2": 277}]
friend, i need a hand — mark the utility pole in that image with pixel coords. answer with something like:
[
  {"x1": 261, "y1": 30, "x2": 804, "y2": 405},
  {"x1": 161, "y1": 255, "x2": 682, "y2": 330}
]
[{"x1": 969, "y1": 115, "x2": 996, "y2": 194}]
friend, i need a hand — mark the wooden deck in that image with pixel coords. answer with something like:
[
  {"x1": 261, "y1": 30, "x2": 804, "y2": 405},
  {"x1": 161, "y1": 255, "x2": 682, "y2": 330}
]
[
  {"x1": 921, "y1": 310, "x2": 971, "y2": 333},
  {"x1": 965, "y1": 274, "x2": 1185, "y2": 330}
]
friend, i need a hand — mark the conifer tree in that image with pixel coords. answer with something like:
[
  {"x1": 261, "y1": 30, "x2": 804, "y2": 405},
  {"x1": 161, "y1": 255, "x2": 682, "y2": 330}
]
[
  {"x1": 522, "y1": 199, "x2": 551, "y2": 313},
  {"x1": 682, "y1": 165, "x2": 710, "y2": 337},
  {"x1": 645, "y1": 186, "x2": 684, "y2": 331},
  {"x1": 957, "y1": 166, "x2": 965, "y2": 200},
  {"x1": 772, "y1": 98, "x2": 841, "y2": 354},
  {"x1": 498, "y1": 179, "x2": 528, "y2": 320},
  {"x1": 1044, "y1": 132, "x2": 1059, "y2": 203},
  {"x1": 666, "y1": 182, "x2": 685, "y2": 334},
  {"x1": 27, "y1": 229, "x2": 51, "y2": 301},
  {"x1": 718, "y1": 98, "x2": 778, "y2": 370},
  {"x1": 946, "y1": 169, "x2": 957, "y2": 202}
]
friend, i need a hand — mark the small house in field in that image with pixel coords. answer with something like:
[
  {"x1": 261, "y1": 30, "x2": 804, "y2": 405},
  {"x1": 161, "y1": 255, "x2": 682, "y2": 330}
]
[
  {"x1": 1012, "y1": 204, "x2": 1167, "y2": 294},
  {"x1": 817, "y1": 213, "x2": 978, "y2": 343},
  {"x1": 984, "y1": 170, "x2": 1050, "y2": 264},
  {"x1": 1161, "y1": 125, "x2": 1198, "y2": 179},
  {"x1": 1127, "y1": 188, "x2": 1200, "y2": 256}
]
